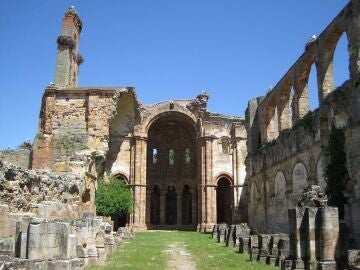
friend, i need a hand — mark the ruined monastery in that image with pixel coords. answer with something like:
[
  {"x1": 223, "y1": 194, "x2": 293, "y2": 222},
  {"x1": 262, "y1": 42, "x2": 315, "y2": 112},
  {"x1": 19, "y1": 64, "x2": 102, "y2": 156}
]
[{"x1": 1, "y1": 1, "x2": 360, "y2": 269}]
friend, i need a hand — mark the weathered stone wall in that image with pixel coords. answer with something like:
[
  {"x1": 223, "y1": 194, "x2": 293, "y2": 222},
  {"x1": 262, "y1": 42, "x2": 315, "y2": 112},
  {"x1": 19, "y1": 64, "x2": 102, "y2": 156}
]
[
  {"x1": 0, "y1": 148, "x2": 31, "y2": 169},
  {"x1": 32, "y1": 87, "x2": 133, "y2": 173},
  {"x1": 0, "y1": 160, "x2": 85, "y2": 215},
  {"x1": 245, "y1": 0, "x2": 360, "y2": 252}
]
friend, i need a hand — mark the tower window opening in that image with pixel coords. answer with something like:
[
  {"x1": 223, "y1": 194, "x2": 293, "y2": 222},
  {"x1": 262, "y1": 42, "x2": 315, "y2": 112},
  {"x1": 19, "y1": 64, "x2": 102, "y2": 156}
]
[
  {"x1": 222, "y1": 139, "x2": 230, "y2": 154},
  {"x1": 152, "y1": 148, "x2": 158, "y2": 164},
  {"x1": 185, "y1": 148, "x2": 191, "y2": 164},
  {"x1": 169, "y1": 149, "x2": 175, "y2": 165}
]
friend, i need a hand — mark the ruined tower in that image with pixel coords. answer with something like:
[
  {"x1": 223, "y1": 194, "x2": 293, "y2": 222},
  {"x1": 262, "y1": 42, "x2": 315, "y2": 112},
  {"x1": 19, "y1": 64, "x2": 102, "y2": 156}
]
[{"x1": 54, "y1": 6, "x2": 83, "y2": 88}]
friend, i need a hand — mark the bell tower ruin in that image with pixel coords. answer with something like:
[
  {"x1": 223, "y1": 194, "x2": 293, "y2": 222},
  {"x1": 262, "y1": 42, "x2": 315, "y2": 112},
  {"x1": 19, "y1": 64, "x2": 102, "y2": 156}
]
[{"x1": 54, "y1": 6, "x2": 83, "y2": 87}]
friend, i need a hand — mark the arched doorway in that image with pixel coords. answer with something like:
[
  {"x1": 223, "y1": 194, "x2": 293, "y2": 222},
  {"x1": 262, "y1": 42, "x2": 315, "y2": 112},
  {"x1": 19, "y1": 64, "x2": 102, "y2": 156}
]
[
  {"x1": 146, "y1": 112, "x2": 197, "y2": 229},
  {"x1": 151, "y1": 185, "x2": 160, "y2": 225},
  {"x1": 165, "y1": 186, "x2": 177, "y2": 225},
  {"x1": 111, "y1": 174, "x2": 129, "y2": 230},
  {"x1": 216, "y1": 177, "x2": 233, "y2": 224},
  {"x1": 182, "y1": 185, "x2": 192, "y2": 225}
]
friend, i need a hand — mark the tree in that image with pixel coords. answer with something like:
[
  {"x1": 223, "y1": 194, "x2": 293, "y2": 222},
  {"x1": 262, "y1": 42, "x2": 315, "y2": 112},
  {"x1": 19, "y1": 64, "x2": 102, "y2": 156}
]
[{"x1": 95, "y1": 177, "x2": 133, "y2": 216}]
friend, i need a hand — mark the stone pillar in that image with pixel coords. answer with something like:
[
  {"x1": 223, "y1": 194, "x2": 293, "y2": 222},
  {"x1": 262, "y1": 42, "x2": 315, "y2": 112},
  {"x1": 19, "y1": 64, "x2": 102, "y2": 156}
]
[
  {"x1": 197, "y1": 138, "x2": 206, "y2": 231},
  {"x1": 160, "y1": 192, "x2": 165, "y2": 225},
  {"x1": 177, "y1": 194, "x2": 182, "y2": 226},
  {"x1": 317, "y1": 207, "x2": 339, "y2": 270},
  {"x1": 203, "y1": 137, "x2": 215, "y2": 232},
  {"x1": 348, "y1": 0, "x2": 360, "y2": 80},
  {"x1": 288, "y1": 208, "x2": 305, "y2": 260},
  {"x1": 131, "y1": 136, "x2": 147, "y2": 231},
  {"x1": 293, "y1": 81, "x2": 310, "y2": 123},
  {"x1": 316, "y1": 40, "x2": 335, "y2": 103}
]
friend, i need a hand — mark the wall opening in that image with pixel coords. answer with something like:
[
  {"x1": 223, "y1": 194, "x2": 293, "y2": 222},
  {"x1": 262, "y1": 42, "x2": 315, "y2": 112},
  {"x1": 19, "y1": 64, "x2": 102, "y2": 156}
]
[
  {"x1": 333, "y1": 33, "x2": 350, "y2": 88},
  {"x1": 216, "y1": 177, "x2": 233, "y2": 224},
  {"x1": 165, "y1": 186, "x2": 177, "y2": 225}
]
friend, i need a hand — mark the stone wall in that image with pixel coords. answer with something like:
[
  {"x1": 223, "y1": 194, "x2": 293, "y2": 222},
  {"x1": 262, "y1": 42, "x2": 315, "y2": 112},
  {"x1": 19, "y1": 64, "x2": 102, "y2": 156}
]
[
  {"x1": 0, "y1": 148, "x2": 31, "y2": 169},
  {"x1": 245, "y1": 0, "x2": 360, "y2": 252},
  {"x1": 0, "y1": 160, "x2": 86, "y2": 215}
]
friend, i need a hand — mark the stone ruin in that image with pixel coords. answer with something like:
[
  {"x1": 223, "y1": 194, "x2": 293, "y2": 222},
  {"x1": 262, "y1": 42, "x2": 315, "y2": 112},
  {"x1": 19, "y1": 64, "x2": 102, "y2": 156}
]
[
  {"x1": 0, "y1": 160, "x2": 134, "y2": 269},
  {"x1": 211, "y1": 186, "x2": 360, "y2": 269}
]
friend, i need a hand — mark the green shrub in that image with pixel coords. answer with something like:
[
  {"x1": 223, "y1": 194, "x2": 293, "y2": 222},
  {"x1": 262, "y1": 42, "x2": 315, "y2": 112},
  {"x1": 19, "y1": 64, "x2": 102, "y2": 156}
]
[{"x1": 95, "y1": 177, "x2": 133, "y2": 216}]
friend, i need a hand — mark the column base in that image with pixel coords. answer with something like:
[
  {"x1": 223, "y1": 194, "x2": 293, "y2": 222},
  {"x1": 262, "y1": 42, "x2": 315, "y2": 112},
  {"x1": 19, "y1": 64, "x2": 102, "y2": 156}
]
[
  {"x1": 317, "y1": 261, "x2": 337, "y2": 270},
  {"x1": 197, "y1": 223, "x2": 215, "y2": 233},
  {"x1": 131, "y1": 223, "x2": 147, "y2": 232}
]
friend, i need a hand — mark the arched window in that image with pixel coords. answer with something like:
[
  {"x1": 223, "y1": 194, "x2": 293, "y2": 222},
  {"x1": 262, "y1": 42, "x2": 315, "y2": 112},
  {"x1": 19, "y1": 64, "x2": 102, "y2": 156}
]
[
  {"x1": 185, "y1": 148, "x2": 191, "y2": 164},
  {"x1": 152, "y1": 148, "x2": 158, "y2": 164},
  {"x1": 221, "y1": 139, "x2": 230, "y2": 154},
  {"x1": 169, "y1": 149, "x2": 175, "y2": 165}
]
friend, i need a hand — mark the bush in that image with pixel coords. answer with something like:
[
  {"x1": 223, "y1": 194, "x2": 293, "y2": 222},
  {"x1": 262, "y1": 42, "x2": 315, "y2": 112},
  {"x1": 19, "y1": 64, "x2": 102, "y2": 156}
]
[{"x1": 95, "y1": 177, "x2": 133, "y2": 217}]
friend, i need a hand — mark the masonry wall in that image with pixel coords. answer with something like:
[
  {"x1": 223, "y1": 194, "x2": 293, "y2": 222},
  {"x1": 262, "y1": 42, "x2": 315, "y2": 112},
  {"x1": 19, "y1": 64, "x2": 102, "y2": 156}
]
[{"x1": 245, "y1": 0, "x2": 360, "y2": 250}]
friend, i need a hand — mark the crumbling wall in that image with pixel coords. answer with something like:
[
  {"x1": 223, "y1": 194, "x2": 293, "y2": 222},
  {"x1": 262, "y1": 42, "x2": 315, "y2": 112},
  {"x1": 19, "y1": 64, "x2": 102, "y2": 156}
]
[
  {"x1": 245, "y1": 0, "x2": 360, "y2": 250},
  {"x1": 0, "y1": 160, "x2": 84, "y2": 215},
  {"x1": 32, "y1": 87, "x2": 134, "y2": 174},
  {"x1": 0, "y1": 148, "x2": 31, "y2": 169}
]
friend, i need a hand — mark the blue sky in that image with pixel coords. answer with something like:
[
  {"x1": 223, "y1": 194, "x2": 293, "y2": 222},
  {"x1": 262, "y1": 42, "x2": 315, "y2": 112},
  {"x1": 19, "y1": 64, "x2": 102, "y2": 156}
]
[{"x1": 0, "y1": 0, "x2": 349, "y2": 149}]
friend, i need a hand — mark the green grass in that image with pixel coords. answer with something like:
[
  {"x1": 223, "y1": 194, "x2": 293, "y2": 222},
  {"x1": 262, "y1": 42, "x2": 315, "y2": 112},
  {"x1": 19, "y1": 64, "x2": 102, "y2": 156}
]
[{"x1": 86, "y1": 231, "x2": 278, "y2": 270}]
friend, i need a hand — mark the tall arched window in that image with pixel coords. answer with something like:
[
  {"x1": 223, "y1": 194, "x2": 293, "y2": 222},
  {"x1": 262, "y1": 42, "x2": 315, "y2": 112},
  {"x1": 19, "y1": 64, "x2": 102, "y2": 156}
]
[
  {"x1": 152, "y1": 148, "x2": 158, "y2": 164},
  {"x1": 169, "y1": 149, "x2": 175, "y2": 165},
  {"x1": 185, "y1": 148, "x2": 191, "y2": 164}
]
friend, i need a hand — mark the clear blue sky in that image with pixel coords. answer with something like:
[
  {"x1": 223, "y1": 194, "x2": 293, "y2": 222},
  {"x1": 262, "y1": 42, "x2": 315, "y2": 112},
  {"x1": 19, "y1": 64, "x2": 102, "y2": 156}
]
[{"x1": 0, "y1": 0, "x2": 349, "y2": 149}]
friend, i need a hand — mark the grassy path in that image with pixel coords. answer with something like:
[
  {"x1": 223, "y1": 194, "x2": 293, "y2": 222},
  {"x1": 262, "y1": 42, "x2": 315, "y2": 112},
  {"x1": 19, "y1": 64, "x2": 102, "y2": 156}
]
[{"x1": 86, "y1": 231, "x2": 277, "y2": 270}]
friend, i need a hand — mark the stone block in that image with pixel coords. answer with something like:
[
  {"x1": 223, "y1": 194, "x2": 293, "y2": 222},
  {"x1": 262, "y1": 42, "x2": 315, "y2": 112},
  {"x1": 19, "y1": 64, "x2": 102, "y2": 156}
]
[
  {"x1": 47, "y1": 260, "x2": 71, "y2": 270},
  {"x1": 348, "y1": 249, "x2": 360, "y2": 267},
  {"x1": 0, "y1": 237, "x2": 14, "y2": 256},
  {"x1": 239, "y1": 237, "x2": 250, "y2": 253},
  {"x1": 281, "y1": 259, "x2": 293, "y2": 270},
  {"x1": 317, "y1": 261, "x2": 337, "y2": 270},
  {"x1": 250, "y1": 248, "x2": 259, "y2": 261}
]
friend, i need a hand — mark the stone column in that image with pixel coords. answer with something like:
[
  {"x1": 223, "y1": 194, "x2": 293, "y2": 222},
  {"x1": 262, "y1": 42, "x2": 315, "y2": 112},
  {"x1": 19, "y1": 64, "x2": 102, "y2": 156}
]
[
  {"x1": 204, "y1": 137, "x2": 215, "y2": 232},
  {"x1": 348, "y1": 0, "x2": 360, "y2": 80},
  {"x1": 197, "y1": 137, "x2": 206, "y2": 231},
  {"x1": 316, "y1": 40, "x2": 335, "y2": 103},
  {"x1": 293, "y1": 81, "x2": 310, "y2": 123},
  {"x1": 160, "y1": 192, "x2": 165, "y2": 226},
  {"x1": 177, "y1": 194, "x2": 182, "y2": 226},
  {"x1": 131, "y1": 136, "x2": 147, "y2": 231},
  {"x1": 317, "y1": 207, "x2": 339, "y2": 269}
]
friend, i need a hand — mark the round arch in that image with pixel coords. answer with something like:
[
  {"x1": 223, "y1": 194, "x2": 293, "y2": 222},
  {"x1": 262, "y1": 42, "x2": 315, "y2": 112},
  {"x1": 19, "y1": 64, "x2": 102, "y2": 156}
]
[
  {"x1": 292, "y1": 162, "x2": 309, "y2": 195},
  {"x1": 111, "y1": 171, "x2": 129, "y2": 184},
  {"x1": 216, "y1": 176, "x2": 234, "y2": 224}
]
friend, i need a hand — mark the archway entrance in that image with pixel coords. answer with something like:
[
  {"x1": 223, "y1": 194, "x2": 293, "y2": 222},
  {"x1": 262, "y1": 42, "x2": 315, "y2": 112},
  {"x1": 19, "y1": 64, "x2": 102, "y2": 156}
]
[
  {"x1": 111, "y1": 174, "x2": 130, "y2": 230},
  {"x1": 146, "y1": 112, "x2": 197, "y2": 229},
  {"x1": 216, "y1": 177, "x2": 233, "y2": 224}
]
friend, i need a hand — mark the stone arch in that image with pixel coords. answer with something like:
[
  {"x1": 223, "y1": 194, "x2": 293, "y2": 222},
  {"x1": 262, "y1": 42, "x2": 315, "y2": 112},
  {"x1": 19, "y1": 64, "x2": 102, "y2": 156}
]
[
  {"x1": 111, "y1": 171, "x2": 129, "y2": 184},
  {"x1": 292, "y1": 162, "x2": 309, "y2": 196},
  {"x1": 219, "y1": 137, "x2": 231, "y2": 154},
  {"x1": 142, "y1": 105, "x2": 198, "y2": 136},
  {"x1": 146, "y1": 110, "x2": 198, "y2": 229},
  {"x1": 272, "y1": 171, "x2": 288, "y2": 233}
]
